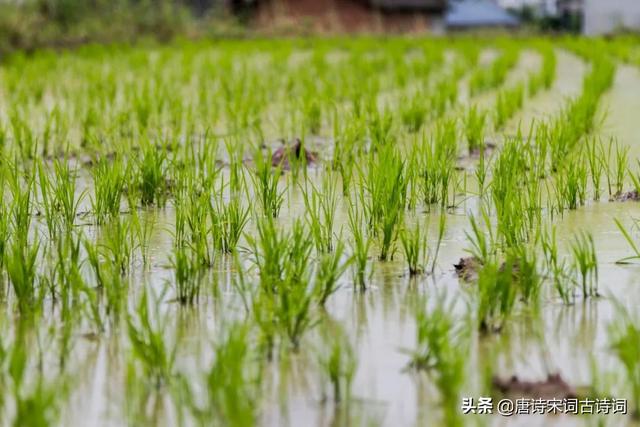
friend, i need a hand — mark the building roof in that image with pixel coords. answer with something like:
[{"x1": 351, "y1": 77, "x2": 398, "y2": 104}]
[{"x1": 445, "y1": 0, "x2": 520, "y2": 28}]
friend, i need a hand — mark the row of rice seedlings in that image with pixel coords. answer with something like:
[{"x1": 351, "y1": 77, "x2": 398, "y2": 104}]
[
  {"x1": 493, "y1": 82, "x2": 524, "y2": 131},
  {"x1": 468, "y1": 45, "x2": 519, "y2": 96},
  {"x1": 527, "y1": 43, "x2": 556, "y2": 96}
]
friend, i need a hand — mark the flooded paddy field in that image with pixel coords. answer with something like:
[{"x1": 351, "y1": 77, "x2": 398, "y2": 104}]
[{"x1": 1, "y1": 37, "x2": 640, "y2": 427}]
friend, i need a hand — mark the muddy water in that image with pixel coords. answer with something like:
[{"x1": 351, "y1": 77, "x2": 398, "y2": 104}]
[{"x1": 55, "y1": 52, "x2": 640, "y2": 427}]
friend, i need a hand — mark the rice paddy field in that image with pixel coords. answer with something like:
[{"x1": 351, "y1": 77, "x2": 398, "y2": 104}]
[{"x1": 1, "y1": 36, "x2": 640, "y2": 427}]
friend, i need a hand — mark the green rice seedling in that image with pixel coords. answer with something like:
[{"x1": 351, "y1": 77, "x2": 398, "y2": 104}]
[
  {"x1": 464, "y1": 209, "x2": 495, "y2": 266},
  {"x1": 252, "y1": 148, "x2": 284, "y2": 218},
  {"x1": 468, "y1": 47, "x2": 519, "y2": 95},
  {"x1": 609, "y1": 139, "x2": 628, "y2": 198},
  {"x1": 6, "y1": 331, "x2": 69, "y2": 427},
  {"x1": 430, "y1": 212, "x2": 447, "y2": 274},
  {"x1": 5, "y1": 235, "x2": 40, "y2": 313},
  {"x1": 91, "y1": 156, "x2": 127, "y2": 224},
  {"x1": 313, "y1": 241, "x2": 351, "y2": 307},
  {"x1": 186, "y1": 322, "x2": 261, "y2": 427},
  {"x1": 131, "y1": 208, "x2": 155, "y2": 268},
  {"x1": 400, "y1": 220, "x2": 428, "y2": 276},
  {"x1": 210, "y1": 195, "x2": 250, "y2": 254},
  {"x1": 51, "y1": 160, "x2": 84, "y2": 229},
  {"x1": 407, "y1": 296, "x2": 468, "y2": 427},
  {"x1": 303, "y1": 99, "x2": 322, "y2": 135},
  {"x1": 136, "y1": 141, "x2": 168, "y2": 207},
  {"x1": 477, "y1": 259, "x2": 517, "y2": 333},
  {"x1": 527, "y1": 44, "x2": 556, "y2": 97},
  {"x1": 171, "y1": 244, "x2": 203, "y2": 305},
  {"x1": 347, "y1": 197, "x2": 372, "y2": 291},
  {"x1": 491, "y1": 139, "x2": 531, "y2": 247},
  {"x1": 540, "y1": 44, "x2": 556, "y2": 90},
  {"x1": 317, "y1": 326, "x2": 357, "y2": 404},
  {"x1": 103, "y1": 215, "x2": 137, "y2": 276},
  {"x1": 247, "y1": 217, "x2": 317, "y2": 350},
  {"x1": 175, "y1": 186, "x2": 213, "y2": 267},
  {"x1": 84, "y1": 238, "x2": 127, "y2": 323},
  {"x1": 614, "y1": 218, "x2": 640, "y2": 264},
  {"x1": 541, "y1": 227, "x2": 574, "y2": 305},
  {"x1": 555, "y1": 155, "x2": 588, "y2": 210},
  {"x1": 509, "y1": 244, "x2": 542, "y2": 304},
  {"x1": 401, "y1": 93, "x2": 428, "y2": 133},
  {"x1": 464, "y1": 105, "x2": 486, "y2": 154},
  {"x1": 363, "y1": 144, "x2": 406, "y2": 261},
  {"x1": 301, "y1": 174, "x2": 339, "y2": 254},
  {"x1": 368, "y1": 107, "x2": 393, "y2": 150},
  {"x1": 585, "y1": 137, "x2": 605, "y2": 201},
  {"x1": 569, "y1": 231, "x2": 598, "y2": 298},
  {"x1": 418, "y1": 121, "x2": 457, "y2": 208},
  {"x1": 608, "y1": 300, "x2": 640, "y2": 415},
  {"x1": 275, "y1": 222, "x2": 316, "y2": 350},
  {"x1": 494, "y1": 83, "x2": 524, "y2": 131},
  {"x1": 127, "y1": 288, "x2": 176, "y2": 388}
]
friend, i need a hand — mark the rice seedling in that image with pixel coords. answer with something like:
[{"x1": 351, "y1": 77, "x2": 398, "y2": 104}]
[
  {"x1": 418, "y1": 121, "x2": 457, "y2": 208},
  {"x1": 555, "y1": 155, "x2": 588, "y2": 210},
  {"x1": 493, "y1": 82, "x2": 524, "y2": 131},
  {"x1": 301, "y1": 174, "x2": 339, "y2": 254},
  {"x1": 210, "y1": 195, "x2": 250, "y2": 254},
  {"x1": 463, "y1": 105, "x2": 486, "y2": 154},
  {"x1": 171, "y1": 244, "x2": 203, "y2": 305},
  {"x1": 91, "y1": 156, "x2": 127, "y2": 224},
  {"x1": 400, "y1": 220, "x2": 428, "y2": 276},
  {"x1": 541, "y1": 227, "x2": 574, "y2": 305},
  {"x1": 569, "y1": 231, "x2": 598, "y2": 298},
  {"x1": 247, "y1": 217, "x2": 317, "y2": 350},
  {"x1": 401, "y1": 92, "x2": 428, "y2": 133},
  {"x1": 136, "y1": 141, "x2": 169, "y2": 207},
  {"x1": 468, "y1": 46, "x2": 519, "y2": 95},
  {"x1": 127, "y1": 288, "x2": 176, "y2": 388},
  {"x1": 362, "y1": 144, "x2": 406, "y2": 261},
  {"x1": 252, "y1": 148, "x2": 284, "y2": 218},
  {"x1": 317, "y1": 326, "x2": 357, "y2": 404},
  {"x1": 347, "y1": 197, "x2": 372, "y2": 291},
  {"x1": 614, "y1": 218, "x2": 640, "y2": 264},
  {"x1": 585, "y1": 137, "x2": 605, "y2": 201},
  {"x1": 5, "y1": 235, "x2": 40, "y2": 313},
  {"x1": 102, "y1": 215, "x2": 137, "y2": 276},
  {"x1": 407, "y1": 296, "x2": 468, "y2": 427},
  {"x1": 476, "y1": 259, "x2": 518, "y2": 333},
  {"x1": 185, "y1": 322, "x2": 262, "y2": 427},
  {"x1": 608, "y1": 300, "x2": 640, "y2": 416},
  {"x1": 313, "y1": 242, "x2": 351, "y2": 307}
]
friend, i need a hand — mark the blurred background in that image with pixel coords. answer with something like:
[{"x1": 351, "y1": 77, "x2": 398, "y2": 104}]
[{"x1": 1, "y1": 0, "x2": 639, "y2": 56}]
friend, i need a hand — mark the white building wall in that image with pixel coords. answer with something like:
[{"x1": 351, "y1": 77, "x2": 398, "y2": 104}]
[{"x1": 584, "y1": 0, "x2": 640, "y2": 35}]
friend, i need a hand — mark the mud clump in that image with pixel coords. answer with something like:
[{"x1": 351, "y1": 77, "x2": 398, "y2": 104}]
[
  {"x1": 271, "y1": 138, "x2": 318, "y2": 170},
  {"x1": 614, "y1": 189, "x2": 640, "y2": 202},
  {"x1": 492, "y1": 373, "x2": 577, "y2": 400},
  {"x1": 454, "y1": 256, "x2": 482, "y2": 282}
]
